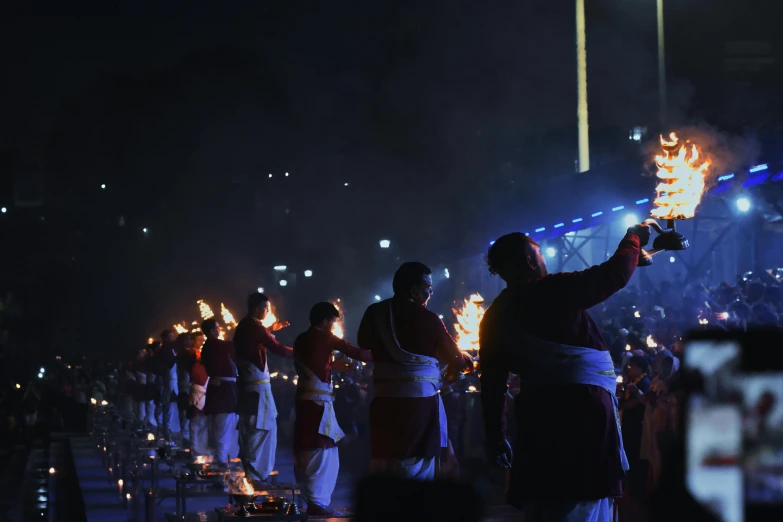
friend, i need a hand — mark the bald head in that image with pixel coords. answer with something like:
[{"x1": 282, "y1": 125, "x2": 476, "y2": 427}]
[{"x1": 486, "y1": 232, "x2": 547, "y2": 283}]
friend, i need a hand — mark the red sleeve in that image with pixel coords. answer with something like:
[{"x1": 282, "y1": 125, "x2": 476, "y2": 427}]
[
  {"x1": 542, "y1": 233, "x2": 640, "y2": 310},
  {"x1": 337, "y1": 339, "x2": 373, "y2": 362},
  {"x1": 258, "y1": 327, "x2": 293, "y2": 359}
]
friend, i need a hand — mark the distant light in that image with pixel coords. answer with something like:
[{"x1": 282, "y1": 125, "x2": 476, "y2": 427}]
[
  {"x1": 101, "y1": 400, "x2": 108, "y2": 406},
  {"x1": 142, "y1": 228, "x2": 148, "y2": 233},
  {"x1": 304, "y1": 270, "x2": 313, "y2": 277},
  {"x1": 344, "y1": 182, "x2": 350, "y2": 187},
  {"x1": 444, "y1": 268, "x2": 450, "y2": 279},
  {"x1": 279, "y1": 280, "x2": 288, "y2": 287},
  {"x1": 636, "y1": 198, "x2": 649, "y2": 205},
  {"x1": 591, "y1": 211, "x2": 603, "y2": 217},
  {"x1": 15, "y1": 383, "x2": 20, "y2": 389},
  {"x1": 717, "y1": 174, "x2": 735, "y2": 182},
  {"x1": 572, "y1": 218, "x2": 583, "y2": 223},
  {"x1": 630, "y1": 127, "x2": 643, "y2": 142},
  {"x1": 553, "y1": 223, "x2": 564, "y2": 228},
  {"x1": 624, "y1": 214, "x2": 639, "y2": 227},
  {"x1": 545, "y1": 247, "x2": 557, "y2": 258},
  {"x1": 268, "y1": 173, "x2": 273, "y2": 178},
  {"x1": 535, "y1": 227, "x2": 545, "y2": 233},
  {"x1": 285, "y1": 172, "x2": 289, "y2": 177},
  {"x1": 736, "y1": 197, "x2": 751, "y2": 212},
  {"x1": 612, "y1": 205, "x2": 625, "y2": 212},
  {"x1": 439, "y1": 314, "x2": 444, "y2": 319},
  {"x1": 273, "y1": 265, "x2": 287, "y2": 271},
  {"x1": 1, "y1": 207, "x2": 6, "y2": 213},
  {"x1": 40, "y1": 367, "x2": 45, "y2": 373},
  {"x1": 49, "y1": 468, "x2": 55, "y2": 475},
  {"x1": 374, "y1": 295, "x2": 381, "y2": 301},
  {"x1": 379, "y1": 239, "x2": 391, "y2": 249},
  {"x1": 90, "y1": 398, "x2": 97, "y2": 405},
  {"x1": 634, "y1": 311, "x2": 641, "y2": 318},
  {"x1": 100, "y1": 184, "x2": 106, "y2": 190},
  {"x1": 38, "y1": 373, "x2": 43, "y2": 379},
  {"x1": 257, "y1": 287, "x2": 264, "y2": 293},
  {"x1": 489, "y1": 240, "x2": 496, "y2": 245},
  {"x1": 749, "y1": 164, "x2": 768, "y2": 173},
  {"x1": 669, "y1": 256, "x2": 676, "y2": 263}
]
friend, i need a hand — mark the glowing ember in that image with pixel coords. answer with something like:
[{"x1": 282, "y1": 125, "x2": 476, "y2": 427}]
[
  {"x1": 646, "y1": 335, "x2": 658, "y2": 349},
  {"x1": 221, "y1": 303, "x2": 237, "y2": 330},
  {"x1": 625, "y1": 344, "x2": 631, "y2": 352},
  {"x1": 197, "y1": 300, "x2": 215, "y2": 320},
  {"x1": 331, "y1": 299, "x2": 345, "y2": 339},
  {"x1": 146, "y1": 433, "x2": 155, "y2": 441},
  {"x1": 616, "y1": 376, "x2": 624, "y2": 384},
  {"x1": 196, "y1": 455, "x2": 206, "y2": 464},
  {"x1": 699, "y1": 318, "x2": 709, "y2": 325},
  {"x1": 261, "y1": 301, "x2": 278, "y2": 328},
  {"x1": 147, "y1": 337, "x2": 154, "y2": 344},
  {"x1": 174, "y1": 324, "x2": 188, "y2": 334},
  {"x1": 452, "y1": 293, "x2": 486, "y2": 351},
  {"x1": 650, "y1": 132, "x2": 711, "y2": 220}
]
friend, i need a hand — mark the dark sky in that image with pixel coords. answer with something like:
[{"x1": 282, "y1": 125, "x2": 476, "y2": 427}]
[{"x1": 1, "y1": 0, "x2": 781, "y2": 359}]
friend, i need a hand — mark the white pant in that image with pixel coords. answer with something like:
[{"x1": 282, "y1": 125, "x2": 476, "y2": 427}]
[
  {"x1": 209, "y1": 413, "x2": 239, "y2": 462},
  {"x1": 238, "y1": 414, "x2": 277, "y2": 481},
  {"x1": 161, "y1": 394, "x2": 180, "y2": 433},
  {"x1": 190, "y1": 415, "x2": 210, "y2": 456},
  {"x1": 520, "y1": 498, "x2": 614, "y2": 522},
  {"x1": 146, "y1": 401, "x2": 159, "y2": 427},
  {"x1": 294, "y1": 448, "x2": 339, "y2": 508},
  {"x1": 369, "y1": 457, "x2": 437, "y2": 480},
  {"x1": 134, "y1": 401, "x2": 147, "y2": 423}
]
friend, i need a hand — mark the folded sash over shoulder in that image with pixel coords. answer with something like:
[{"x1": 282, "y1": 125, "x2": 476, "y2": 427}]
[
  {"x1": 372, "y1": 301, "x2": 448, "y2": 448},
  {"x1": 190, "y1": 378, "x2": 209, "y2": 410},
  {"x1": 512, "y1": 332, "x2": 629, "y2": 472},
  {"x1": 236, "y1": 358, "x2": 277, "y2": 430},
  {"x1": 296, "y1": 360, "x2": 345, "y2": 443}
]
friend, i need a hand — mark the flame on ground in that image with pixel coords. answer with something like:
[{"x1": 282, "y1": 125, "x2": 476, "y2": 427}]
[
  {"x1": 331, "y1": 299, "x2": 345, "y2": 339},
  {"x1": 646, "y1": 335, "x2": 658, "y2": 349},
  {"x1": 240, "y1": 477, "x2": 254, "y2": 495},
  {"x1": 650, "y1": 132, "x2": 711, "y2": 220},
  {"x1": 453, "y1": 293, "x2": 486, "y2": 351}
]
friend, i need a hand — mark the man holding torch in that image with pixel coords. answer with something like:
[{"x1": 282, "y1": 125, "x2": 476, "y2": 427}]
[
  {"x1": 358, "y1": 262, "x2": 472, "y2": 480},
  {"x1": 480, "y1": 224, "x2": 650, "y2": 521},
  {"x1": 233, "y1": 292, "x2": 293, "y2": 483}
]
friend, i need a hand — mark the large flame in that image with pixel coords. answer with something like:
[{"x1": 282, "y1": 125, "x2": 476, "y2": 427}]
[
  {"x1": 221, "y1": 303, "x2": 237, "y2": 330},
  {"x1": 452, "y1": 293, "x2": 486, "y2": 351},
  {"x1": 240, "y1": 477, "x2": 254, "y2": 495},
  {"x1": 331, "y1": 299, "x2": 345, "y2": 339},
  {"x1": 197, "y1": 300, "x2": 215, "y2": 320},
  {"x1": 650, "y1": 132, "x2": 710, "y2": 220},
  {"x1": 261, "y1": 301, "x2": 278, "y2": 328}
]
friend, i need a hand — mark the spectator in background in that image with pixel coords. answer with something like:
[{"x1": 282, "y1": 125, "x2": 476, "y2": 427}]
[{"x1": 620, "y1": 356, "x2": 651, "y2": 501}]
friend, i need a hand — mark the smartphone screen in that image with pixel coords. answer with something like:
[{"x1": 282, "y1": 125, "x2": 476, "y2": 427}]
[{"x1": 684, "y1": 339, "x2": 743, "y2": 522}]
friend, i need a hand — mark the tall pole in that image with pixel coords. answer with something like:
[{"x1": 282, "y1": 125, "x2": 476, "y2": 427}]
[
  {"x1": 576, "y1": 0, "x2": 590, "y2": 173},
  {"x1": 657, "y1": 0, "x2": 667, "y2": 127}
]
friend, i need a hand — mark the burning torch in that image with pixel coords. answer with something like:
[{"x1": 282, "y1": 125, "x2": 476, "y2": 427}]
[{"x1": 637, "y1": 132, "x2": 709, "y2": 267}]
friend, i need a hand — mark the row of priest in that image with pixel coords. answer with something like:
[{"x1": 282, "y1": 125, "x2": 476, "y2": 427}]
[{"x1": 122, "y1": 219, "x2": 650, "y2": 522}]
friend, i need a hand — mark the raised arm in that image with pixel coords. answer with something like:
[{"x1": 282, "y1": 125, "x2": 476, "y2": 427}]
[
  {"x1": 337, "y1": 339, "x2": 373, "y2": 362},
  {"x1": 257, "y1": 326, "x2": 294, "y2": 359},
  {"x1": 433, "y1": 315, "x2": 470, "y2": 371},
  {"x1": 544, "y1": 229, "x2": 645, "y2": 310}
]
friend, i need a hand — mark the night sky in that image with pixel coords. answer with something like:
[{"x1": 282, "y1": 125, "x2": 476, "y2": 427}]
[{"x1": 1, "y1": 1, "x2": 781, "y2": 363}]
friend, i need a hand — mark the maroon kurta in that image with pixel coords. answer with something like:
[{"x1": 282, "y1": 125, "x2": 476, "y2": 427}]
[
  {"x1": 233, "y1": 316, "x2": 293, "y2": 416},
  {"x1": 480, "y1": 233, "x2": 640, "y2": 506},
  {"x1": 293, "y1": 326, "x2": 371, "y2": 452},
  {"x1": 358, "y1": 297, "x2": 465, "y2": 460},
  {"x1": 200, "y1": 338, "x2": 238, "y2": 415},
  {"x1": 177, "y1": 348, "x2": 199, "y2": 409}
]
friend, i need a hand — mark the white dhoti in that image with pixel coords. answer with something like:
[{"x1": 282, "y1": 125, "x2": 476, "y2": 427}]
[
  {"x1": 162, "y1": 363, "x2": 180, "y2": 433},
  {"x1": 239, "y1": 414, "x2": 277, "y2": 480},
  {"x1": 369, "y1": 301, "x2": 447, "y2": 481},
  {"x1": 209, "y1": 412, "x2": 239, "y2": 462},
  {"x1": 236, "y1": 360, "x2": 278, "y2": 481},
  {"x1": 294, "y1": 361, "x2": 345, "y2": 507},
  {"x1": 133, "y1": 400, "x2": 147, "y2": 423},
  {"x1": 369, "y1": 457, "x2": 437, "y2": 480},
  {"x1": 190, "y1": 415, "x2": 209, "y2": 456},
  {"x1": 294, "y1": 448, "x2": 340, "y2": 508},
  {"x1": 179, "y1": 410, "x2": 190, "y2": 442},
  {"x1": 178, "y1": 368, "x2": 192, "y2": 441},
  {"x1": 519, "y1": 498, "x2": 614, "y2": 522}
]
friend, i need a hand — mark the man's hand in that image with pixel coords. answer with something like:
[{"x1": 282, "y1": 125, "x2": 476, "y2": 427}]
[
  {"x1": 489, "y1": 438, "x2": 513, "y2": 469},
  {"x1": 270, "y1": 320, "x2": 290, "y2": 332},
  {"x1": 627, "y1": 223, "x2": 651, "y2": 248},
  {"x1": 332, "y1": 357, "x2": 354, "y2": 373},
  {"x1": 461, "y1": 353, "x2": 475, "y2": 375}
]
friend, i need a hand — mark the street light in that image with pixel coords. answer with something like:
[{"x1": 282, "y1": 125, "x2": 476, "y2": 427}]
[
  {"x1": 374, "y1": 295, "x2": 381, "y2": 301},
  {"x1": 624, "y1": 214, "x2": 640, "y2": 227},
  {"x1": 101, "y1": 184, "x2": 106, "y2": 190},
  {"x1": 304, "y1": 270, "x2": 313, "y2": 277},
  {"x1": 279, "y1": 280, "x2": 288, "y2": 287},
  {"x1": 142, "y1": 228, "x2": 148, "y2": 234},
  {"x1": 736, "y1": 197, "x2": 751, "y2": 212},
  {"x1": 257, "y1": 287, "x2": 264, "y2": 293},
  {"x1": 379, "y1": 239, "x2": 391, "y2": 249},
  {"x1": 546, "y1": 247, "x2": 557, "y2": 258},
  {"x1": 444, "y1": 268, "x2": 450, "y2": 279},
  {"x1": 1, "y1": 207, "x2": 6, "y2": 213},
  {"x1": 273, "y1": 265, "x2": 287, "y2": 271}
]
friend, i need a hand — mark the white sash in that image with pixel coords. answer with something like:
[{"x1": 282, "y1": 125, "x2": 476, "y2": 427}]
[
  {"x1": 373, "y1": 302, "x2": 448, "y2": 448},
  {"x1": 163, "y1": 351, "x2": 178, "y2": 398},
  {"x1": 190, "y1": 378, "x2": 209, "y2": 411},
  {"x1": 236, "y1": 359, "x2": 277, "y2": 430},
  {"x1": 509, "y1": 332, "x2": 629, "y2": 473},
  {"x1": 296, "y1": 360, "x2": 345, "y2": 443},
  {"x1": 135, "y1": 372, "x2": 147, "y2": 385}
]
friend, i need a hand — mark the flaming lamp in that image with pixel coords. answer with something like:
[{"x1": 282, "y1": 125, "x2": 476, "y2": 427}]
[{"x1": 638, "y1": 133, "x2": 709, "y2": 267}]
